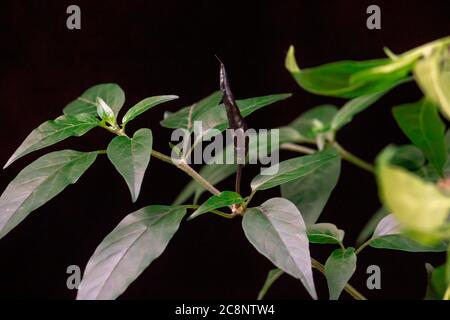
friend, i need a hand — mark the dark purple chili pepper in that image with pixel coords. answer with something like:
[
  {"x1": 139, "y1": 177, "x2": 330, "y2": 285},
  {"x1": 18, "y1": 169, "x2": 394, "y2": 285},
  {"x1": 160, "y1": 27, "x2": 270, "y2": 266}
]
[{"x1": 217, "y1": 57, "x2": 248, "y2": 195}]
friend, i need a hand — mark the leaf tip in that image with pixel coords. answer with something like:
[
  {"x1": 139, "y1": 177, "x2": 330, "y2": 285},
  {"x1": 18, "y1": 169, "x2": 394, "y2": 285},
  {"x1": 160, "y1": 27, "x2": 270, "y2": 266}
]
[
  {"x1": 285, "y1": 45, "x2": 300, "y2": 73},
  {"x1": 3, "y1": 155, "x2": 16, "y2": 169},
  {"x1": 186, "y1": 212, "x2": 199, "y2": 221}
]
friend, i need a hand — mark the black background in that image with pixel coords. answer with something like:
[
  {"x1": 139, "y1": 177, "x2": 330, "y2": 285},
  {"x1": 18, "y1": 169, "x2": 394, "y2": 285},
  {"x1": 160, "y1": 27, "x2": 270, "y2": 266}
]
[{"x1": 0, "y1": 0, "x2": 449, "y2": 300}]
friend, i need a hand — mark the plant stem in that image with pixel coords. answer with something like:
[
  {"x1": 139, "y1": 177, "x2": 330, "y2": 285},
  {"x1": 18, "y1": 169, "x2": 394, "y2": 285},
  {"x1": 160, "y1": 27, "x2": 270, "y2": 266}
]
[
  {"x1": 148, "y1": 150, "x2": 221, "y2": 196},
  {"x1": 176, "y1": 159, "x2": 221, "y2": 196},
  {"x1": 355, "y1": 239, "x2": 373, "y2": 255},
  {"x1": 332, "y1": 142, "x2": 375, "y2": 174},
  {"x1": 280, "y1": 143, "x2": 315, "y2": 155},
  {"x1": 182, "y1": 204, "x2": 236, "y2": 219},
  {"x1": 311, "y1": 258, "x2": 367, "y2": 300},
  {"x1": 244, "y1": 190, "x2": 257, "y2": 209},
  {"x1": 281, "y1": 141, "x2": 375, "y2": 174}
]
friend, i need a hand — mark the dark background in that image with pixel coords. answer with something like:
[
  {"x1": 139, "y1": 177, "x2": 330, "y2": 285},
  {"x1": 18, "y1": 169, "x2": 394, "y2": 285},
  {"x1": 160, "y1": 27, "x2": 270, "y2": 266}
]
[{"x1": 0, "y1": 0, "x2": 448, "y2": 300}]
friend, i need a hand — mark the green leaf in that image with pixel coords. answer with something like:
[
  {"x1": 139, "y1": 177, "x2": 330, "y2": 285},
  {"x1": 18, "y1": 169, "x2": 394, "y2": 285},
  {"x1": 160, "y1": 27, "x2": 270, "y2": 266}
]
[
  {"x1": 390, "y1": 145, "x2": 426, "y2": 171},
  {"x1": 425, "y1": 263, "x2": 439, "y2": 300},
  {"x1": 324, "y1": 248, "x2": 357, "y2": 300},
  {"x1": 4, "y1": 113, "x2": 99, "y2": 168},
  {"x1": 77, "y1": 205, "x2": 186, "y2": 300},
  {"x1": 425, "y1": 263, "x2": 449, "y2": 299},
  {"x1": 251, "y1": 148, "x2": 338, "y2": 191},
  {"x1": 288, "y1": 105, "x2": 337, "y2": 139},
  {"x1": 122, "y1": 95, "x2": 179, "y2": 125},
  {"x1": 161, "y1": 92, "x2": 291, "y2": 132},
  {"x1": 281, "y1": 149, "x2": 340, "y2": 224},
  {"x1": 414, "y1": 45, "x2": 450, "y2": 119},
  {"x1": 107, "y1": 129, "x2": 152, "y2": 202},
  {"x1": 370, "y1": 214, "x2": 448, "y2": 252},
  {"x1": 63, "y1": 83, "x2": 125, "y2": 117},
  {"x1": 447, "y1": 247, "x2": 450, "y2": 285},
  {"x1": 0, "y1": 150, "x2": 97, "y2": 240},
  {"x1": 392, "y1": 99, "x2": 446, "y2": 175},
  {"x1": 376, "y1": 146, "x2": 450, "y2": 233},
  {"x1": 285, "y1": 45, "x2": 407, "y2": 98},
  {"x1": 202, "y1": 94, "x2": 292, "y2": 132},
  {"x1": 188, "y1": 191, "x2": 243, "y2": 220},
  {"x1": 307, "y1": 223, "x2": 345, "y2": 245},
  {"x1": 257, "y1": 268, "x2": 284, "y2": 300},
  {"x1": 160, "y1": 91, "x2": 223, "y2": 130},
  {"x1": 242, "y1": 197, "x2": 317, "y2": 299},
  {"x1": 356, "y1": 206, "x2": 389, "y2": 245},
  {"x1": 331, "y1": 90, "x2": 390, "y2": 131},
  {"x1": 349, "y1": 51, "x2": 419, "y2": 85}
]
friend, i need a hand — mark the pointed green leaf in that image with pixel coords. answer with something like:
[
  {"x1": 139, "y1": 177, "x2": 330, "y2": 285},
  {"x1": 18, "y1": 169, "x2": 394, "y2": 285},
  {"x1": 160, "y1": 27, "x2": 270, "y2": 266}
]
[
  {"x1": 370, "y1": 214, "x2": 448, "y2": 252},
  {"x1": 285, "y1": 45, "x2": 407, "y2": 98},
  {"x1": 390, "y1": 145, "x2": 426, "y2": 171},
  {"x1": 356, "y1": 206, "x2": 389, "y2": 245},
  {"x1": 0, "y1": 150, "x2": 97, "y2": 240},
  {"x1": 288, "y1": 105, "x2": 337, "y2": 139},
  {"x1": 77, "y1": 205, "x2": 186, "y2": 300},
  {"x1": 307, "y1": 223, "x2": 345, "y2": 245},
  {"x1": 425, "y1": 263, "x2": 440, "y2": 300},
  {"x1": 324, "y1": 248, "x2": 357, "y2": 300},
  {"x1": 414, "y1": 45, "x2": 450, "y2": 119},
  {"x1": 122, "y1": 95, "x2": 179, "y2": 125},
  {"x1": 281, "y1": 149, "x2": 340, "y2": 224},
  {"x1": 251, "y1": 148, "x2": 338, "y2": 191},
  {"x1": 161, "y1": 91, "x2": 223, "y2": 130},
  {"x1": 4, "y1": 113, "x2": 99, "y2": 168},
  {"x1": 242, "y1": 197, "x2": 317, "y2": 299},
  {"x1": 425, "y1": 263, "x2": 449, "y2": 300},
  {"x1": 392, "y1": 99, "x2": 446, "y2": 175},
  {"x1": 376, "y1": 147, "x2": 450, "y2": 233},
  {"x1": 161, "y1": 92, "x2": 291, "y2": 132},
  {"x1": 349, "y1": 51, "x2": 419, "y2": 85},
  {"x1": 107, "y1": 129, "x2": 152, "y2": 202},
  {"x1": 257, "y1": 268, "x2": 284, "y2": 300},
  {"x1": 331, "y1": 90, "x2": 390, "y2": 131},
  {"x1": 188, "y1": 191, "x2": 243, "y2": 220},
  {"x1": 63, "y1": 83, "x2": 125, "y2": 117}
]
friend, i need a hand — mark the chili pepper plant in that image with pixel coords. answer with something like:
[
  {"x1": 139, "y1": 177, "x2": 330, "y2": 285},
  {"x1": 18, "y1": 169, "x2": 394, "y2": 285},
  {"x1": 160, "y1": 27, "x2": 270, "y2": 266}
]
[{"x1": 1, "y1": 37, "x2": 450, "y2": 300}]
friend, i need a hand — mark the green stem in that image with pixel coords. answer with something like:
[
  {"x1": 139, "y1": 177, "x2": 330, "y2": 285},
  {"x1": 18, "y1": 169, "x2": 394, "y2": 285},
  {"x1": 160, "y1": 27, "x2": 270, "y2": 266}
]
[
  {"x1": 243, "y1": 190, "x2": 257, "y2": 209},
  {"x1": 332, "y1": 142, "x2": 375, "y2": 174},
  {"x1": 355, "y1": 239, "x2": 372, "y2": 255},
  {"x1": 182, "y1": 204, "x2": 236, "y2": 219},
  {"x1": 311, "y1": 258, "x2": 367, "y2": 300},
  {"x1": 175, "y1": 159, "x2": 221, "y2": 196},
  {"x1": 280, "y1": 143, "x2": 315, "y2": 155}
]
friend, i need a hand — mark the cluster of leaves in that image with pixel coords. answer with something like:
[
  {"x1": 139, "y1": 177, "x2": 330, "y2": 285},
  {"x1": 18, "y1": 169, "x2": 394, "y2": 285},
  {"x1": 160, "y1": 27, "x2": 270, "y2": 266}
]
[{"x1": 1, "y1": 36, "x2": 450, "y2": 300}]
